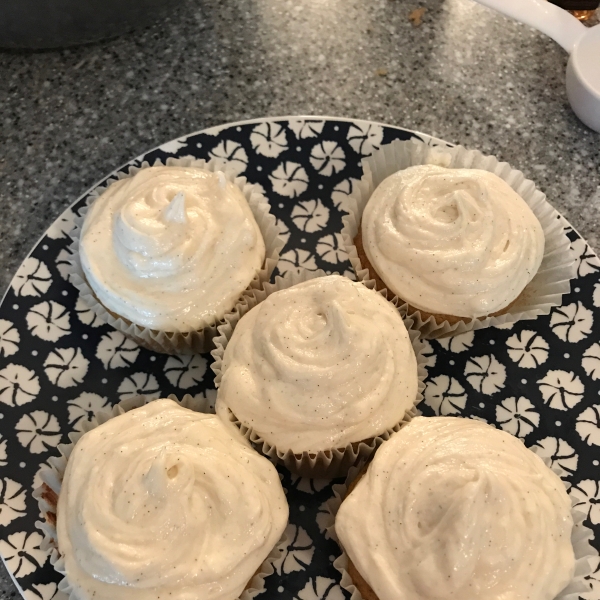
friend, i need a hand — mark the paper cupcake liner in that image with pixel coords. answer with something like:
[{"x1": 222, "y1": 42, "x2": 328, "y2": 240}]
[
  {"x1": 211, "y1": 269, "x2": 428, "y2": 479},
  {"x1": 33, "y1": 394, "x2": 287, "y2": 600},
  {"x1": 65, "y1": 156, "x2": 285, "y2": 355},
  {"x1": 341, "y1": 138, "x2": 577, "y2": 339},
  {"x1": 326, "y1": 446, "x2": 597, "y2": 600}
]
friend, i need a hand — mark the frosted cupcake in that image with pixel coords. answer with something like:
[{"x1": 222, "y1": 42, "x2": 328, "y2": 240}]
[
  {"x1": 38, "y1": 399, "x2": 288, "y2": 600},
  {"x1": 343, "y1": 139, "x2": 576, "y2": 338},
  {"x1": 70, "y1": 159, "x2": 282, "y2": 354},
  {"x1": 215, "y1": 274, "x2": 421, "y2": 477},
  {"x1": 357, "y1": 164, "x2": 545, "y2": 324},
  {"x1": 335, "y1": 417, "x2": 578, "y2": 600}
]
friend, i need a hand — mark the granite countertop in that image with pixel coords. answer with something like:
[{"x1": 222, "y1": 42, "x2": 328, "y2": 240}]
[{"x1": 0, "y1": 0, "x2": 599, "y2": 596}]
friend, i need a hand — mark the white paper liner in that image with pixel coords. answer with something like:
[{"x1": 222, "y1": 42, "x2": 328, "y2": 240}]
[
  {"x1": 32, "y1": 394, "x2": 288, "y2": 600},
  {"x1": 341, "y1": 138, "x2": 577, "y2": 339},
  {"x1": 211, "y1": 268, "x2": 428, "y2": 479},
  {"x1": 326, "y1": 446, "x2": 597, "y2": 600},
  {"x1": 65, "y1": 156, "x2": 285, "y2": 354}
]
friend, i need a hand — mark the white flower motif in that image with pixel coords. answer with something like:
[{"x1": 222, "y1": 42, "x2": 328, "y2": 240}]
[
  {"x1": 0, "y1": 319, "x2": 20, "y2": 357},
  {"x1": 269, "y1": 162, "x2": 309, "y2": 198},
  {"x1": 576, "y1": 405, "x2": 600, "y2": 446},
  {"x1": 309, "y1": 141, "x2": 345, "y2": 176},
  {"x1": 0, "y1": 364, "x2": 40, "y2": 406},
  {"x1": 584, "y1": 555, "x2": 600, "y2": 595},
  {"x1": 594, "y1": 283, "x2": 600, "y2": 308},
  {"x1": 288, "y1": 119, "x2": 325, "y2": 139},
  {"x1": 571, "y1": 238, "x2": 600, "y2": 277},
  {"x1": 275, "y1": 218, "x2": 291, "y2": 247},
  {"x1": 464, "y1": 355, "x2": 506, "y2": 395},
  {"x1": 117, "y1": 372, "x2": 160, "y2": 401},
  {"x1": 16, "y1": 411, "x2": 61, "y2": 454},
  {"x1": 46, "y1": 208, "x2": 76, "y2": 240},
  {"x1": 26, "y1": 301, "x2": 70, "y2": 342},
  {"x1": 96, "y1": 331, "x2": 140, "y2": 369},
  {"x1": 420, "y1": 340, "x2": 437, "y2": 368},
  {"x1": 278, "y1": 249, "x2": 318, "y2": 277},
  {"x1": 532, "y1": 437, "x2": 578, "y2": 479},
  {"x1": 75, "y1": 297, "x2": 104, "y2": 327},
  {"x1": 276, "y1": 525, "x2": 314, "y2": 575},
  {"x1": 347, "y1": 123, "x2": 384, "y2": 156},
  {"x1": 506, "y1": 330, "x2": 549, "y2": 369},
  {"x1": 208, "y1": 140, "x2": 248, "y2": 176},
  {"x1": 0, "y1": 435, "x2": 7, "y2": 467},
  {"x1": 436, "y1": 330, "x2": 475, "y2": 353},
  {"x1": 158, "y1": 138, "x2": 187, "y2": 154},
  {"x1": 291, "y1": 199, "x2": 330, "y2": 233},
  {"x1": 23, "y1": 582, "x2": 59, "y2": 600},
  {"x1": 550, "y1": 302, "x2": 593, "y2": 343},
  {"x1": 571, "y1": 480, "x2": 600, "y2": 525},
  {"x1": 44, "y1": 347, "x2": 89, "y2": 388},
  {"x1": 0, "y1": 531, "x2": 47, "y2": 578},
  {"x1": 250, "y1": 122, "x2": 288, "y2": 158},
  {"x1": 538, "y1": 370, "x2": 584, "y2": 411},
  {"x1": 316, "y1": 233, "x2": 347, "y2": 264},
  {"x1": 495, "y1": 397, "x2": 540, "y2": 438},
  {"x1": 11, "y1": 258, "x2": 52, "y2": 297},
  {"x1": 0, "y1": 478, "x2": 27, "y2": 526},
  {"x1": 68, "y1": 392, "x2": 110, "y2": 431},
  {"x1": 164, "y1": 355, "x2": 207, "y2": 389},
  {"x1": 56, "y1": 247, "x2": 74, "y2": 281},
  {"x1": 330, "y1": 178, "x2": 359, "y2": 209},
  {"x1": 289, "y1": 475, "x2": 330, "y2": 494},
  {"x1": 316, "y1": 499, "x2": 334, "y2": 535},
  {"x1": 424, "y1": 375, "x2": 467, "y2": 415},
  {"x1": 297, "y1": 577, "x2": 344, "y2": 600},
  {"x1": 583, "y1": 343, "x2": 600, "y2": 380}
]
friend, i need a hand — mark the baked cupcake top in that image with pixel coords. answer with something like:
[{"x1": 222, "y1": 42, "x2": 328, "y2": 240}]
[
  {"x1": 335, "y1": 416, "x2": 575, "y2": 600},
  {"x1": 80, "y1": 166, "x2": 266, "y2": 331},
  {"x1": 56, "y1": 399, "x2": 288, "y2": 600},
  {"x1": 361, "y1": 165, "x2": 545, "y2": 318},
  {"x1": 216, "y1": 275, "x2": 418, "y2": 453}
]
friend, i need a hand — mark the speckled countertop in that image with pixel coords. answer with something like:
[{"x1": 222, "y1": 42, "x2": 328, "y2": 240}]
[{"x1": 0, "y1": 0, "x2": 599, "y2": 595}]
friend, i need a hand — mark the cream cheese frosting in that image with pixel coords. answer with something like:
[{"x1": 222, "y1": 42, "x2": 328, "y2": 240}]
[
  {"x1": 361, "y1": 165, "x2": 545, "y2": 318},
  {"x1": 56, "y1": 399, "x2": 288, "y2": 600},
  {"x1": 79, "y1": 166, "x2": 266, "y2": 331},
  {"x1": 215, "y1": 275, "x2": 418, "y2": 454},
  {"x1": 335, "y1": 416, "x2": 575, "y2": 600}
]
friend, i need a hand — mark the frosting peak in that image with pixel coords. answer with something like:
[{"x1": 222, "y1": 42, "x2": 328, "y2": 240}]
[
  {"x1": 361, "y1": 165, "x2": 545, "y2": 318},
  {"x1": 80, "y1": 166, "x2": 266, "y2": 331},
  {"x1": 57, "y1": 399, "x2": 288, "y2": 600},
  {"x1": 216, "y1": 275, "x2": 418, "y2": 453},
  {"x1": 335, "y1": 416, "x2": 575, "y2": 600}
]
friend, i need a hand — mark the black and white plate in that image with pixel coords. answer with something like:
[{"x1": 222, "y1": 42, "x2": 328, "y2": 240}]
[{"x1": 0, "y1": 117, "x2": 599, "y2": 600}]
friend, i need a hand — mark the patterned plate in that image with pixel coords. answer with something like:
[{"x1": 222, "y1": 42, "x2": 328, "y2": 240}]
[{"x1": 0, "y1": 117, "x2": 599, "y2": 600}]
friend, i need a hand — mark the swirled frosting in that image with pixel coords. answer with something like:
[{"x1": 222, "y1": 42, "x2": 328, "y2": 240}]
[
  {"x1": 56, "y1": 399, "x2": 288, "y2": 600},
  {"x1": 335, "y1": 417, "x2": 575, "y2": 600},
  {"x1": 80, "y1": 166, "x2": 266, "y2": 331},
  {"x1": 361, "y1": 165, "x2": 545, "y2": 318},
  {"x1": 215, "y1": 275, "x2": 418, "y2": 453}
]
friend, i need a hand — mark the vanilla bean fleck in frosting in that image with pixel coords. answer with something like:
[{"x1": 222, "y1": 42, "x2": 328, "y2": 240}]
[
  {"x1": 56, "y1": 399, "x2": 288, "y2": 600},
  {"x1": 335, "y1": 416, "x2": 575, "y2": 600},
  {"x1": 361, "y1": 165, "x2": 545, "y2": 318},
  {"x1": 216, "y1": 275, "x2": 418, "y2": 453},
  {"x1": 79, "y1": 166, "x2": 266, "y2": 331}
]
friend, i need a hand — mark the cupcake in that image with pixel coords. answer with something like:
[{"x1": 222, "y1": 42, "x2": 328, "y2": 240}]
[
  {"x1": 37, "y1": 398, "x2": 288, "y2": 600},
  {"x1": 343, "y1": 139, "x2": 576, "y2": 338},
  {"x1": 335, "y1": 416, "x2": 579, "y2": 600},
  {"x1": 357, "y1": 164, "x2": 545, "y2": 324},
  {"x1": 214, "y1": 274, "x2": 423, "y2": 477},
  {"x1": 69, "y1": 158, "x2": 283, "y2": 354}
]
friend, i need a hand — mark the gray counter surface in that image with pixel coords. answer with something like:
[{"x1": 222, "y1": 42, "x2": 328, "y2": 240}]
[{"x1": 0, "y1": 0, "x2": 599, "y2": 596}]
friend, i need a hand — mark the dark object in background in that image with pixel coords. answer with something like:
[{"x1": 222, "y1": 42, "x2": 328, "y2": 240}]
[
  {"x1": 549, "y1": 0, "x2": 600, "y2": 20},
  {"x1": 0, "y1": 0, "x2": 180, "y2": 49}
]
